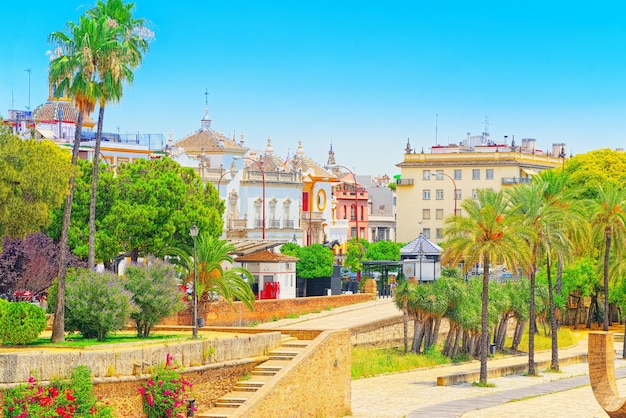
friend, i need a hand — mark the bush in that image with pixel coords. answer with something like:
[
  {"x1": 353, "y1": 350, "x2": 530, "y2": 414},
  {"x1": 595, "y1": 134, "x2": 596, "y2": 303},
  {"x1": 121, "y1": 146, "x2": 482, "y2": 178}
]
[
  {"x1": 3, "y1": 365, "x2": 112, "y2": 417},
  {"x1": 139, "y1": 354, "x2": 193, "y2": 418},
  {"x1": 124, "y1": 257, "x2": 185, "y2": 337},
  {"x1": 0, "y1": 302, "x2": 46, "y2": 344},
  {"x1": 49, "y1": 269, "x2": 136, "y2": 341}
]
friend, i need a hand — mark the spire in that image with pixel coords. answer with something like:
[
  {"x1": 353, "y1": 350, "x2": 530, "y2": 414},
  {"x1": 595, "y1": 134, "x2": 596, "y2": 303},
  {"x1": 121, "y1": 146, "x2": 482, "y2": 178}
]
[
  {"x1": 405, "y1": 138, "x2": 412, "y2": 154},
  {"x1": 240, "y1": 131, "x2": 245, "y2": 146},
  {"x1": 326, "y1": 141, "x2": 336, "y2": 167},
  {"x1": 296, "y1": 139, "x2": 305, "y2": 156},
  {"x1": 201, "y1": 88, "x2": 211, "y2": 131},
  {"x1": 265, "y1": 135, "x2": 274, "y2": 155}
]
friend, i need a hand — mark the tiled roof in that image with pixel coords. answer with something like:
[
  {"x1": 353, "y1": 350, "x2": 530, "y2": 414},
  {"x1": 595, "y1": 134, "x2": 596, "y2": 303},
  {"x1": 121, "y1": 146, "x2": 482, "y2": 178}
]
[
  {"x1": 401, "y1": 234, "x2": 442, "y2": 256},
  {"x1": 289, "y1": 140, "x2": 334, "y2": 177},
  {"x1": 32, "y1": 99, "x2": 96, "y2": 127},
  {"x1": 174, "y1": 129, "x2": 246, "y2": 153},
  {"x1": 235, "y1": 250, "x2": 299, "y2": 262}
]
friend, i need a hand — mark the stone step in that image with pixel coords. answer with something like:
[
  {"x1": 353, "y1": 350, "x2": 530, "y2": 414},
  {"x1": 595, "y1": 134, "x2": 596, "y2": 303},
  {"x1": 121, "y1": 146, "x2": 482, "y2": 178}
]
[
  {"x1": 282, "y1": 340, "x2": 310, "y2": 348},
  {"x1": 197, "y1": 407, "x2": 234, "y2": 417}
]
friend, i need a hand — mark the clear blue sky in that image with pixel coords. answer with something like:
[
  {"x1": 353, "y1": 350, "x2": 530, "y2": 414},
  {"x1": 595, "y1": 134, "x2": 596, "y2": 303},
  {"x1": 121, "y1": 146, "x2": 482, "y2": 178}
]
[{"x1": 2, "y1": 1, "x2": 625, "y2": 176}]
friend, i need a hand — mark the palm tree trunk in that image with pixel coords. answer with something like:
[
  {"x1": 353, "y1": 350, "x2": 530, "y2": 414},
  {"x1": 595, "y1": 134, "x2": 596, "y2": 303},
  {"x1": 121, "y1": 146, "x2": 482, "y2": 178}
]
[
  {"x1": 451, "y1": 327, "x2": 462, "y2": 358},
  {"x1": 573, "y1": 295, "x2": 581, "y2": 330},
  {"x1": 586, "y1": 293, "x2": 596, "y2": 329},
  {"x1": 556, "y1": 254, "x2": 563, "y2": 328},
  {"x1": 604, "y1": 229, "x2": 612, "y2": 331},
  {"x1": 528, "y1": 245, "x2": 538, "y2": 375},
  {"x1": 52, "y1": 110, "x2": 85, "y2": 343},
  {"x1": 511, "y1": 319, "x2": 525, "y2": 351},
  {"x1": 479, "y1": 254, "x2": 490, "y2": 384},
  {"x1": 88, "y1": 105, "x2": 106, "y2": 270},
  {"x1": 403, "y1": 302, "x2": 409, "y2": 353},
  {"x1": 546, "y1": 254, "x2": 559, "y2": 371},
  {"x1": 623, "y1": 317, "x2": 626, "y2": 360}
]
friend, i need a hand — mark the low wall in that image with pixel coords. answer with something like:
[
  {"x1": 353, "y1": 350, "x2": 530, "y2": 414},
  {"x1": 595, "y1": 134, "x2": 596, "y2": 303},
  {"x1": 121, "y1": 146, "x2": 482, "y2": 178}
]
[
  {"x1": 0, "y1": 331, "x2": 282, "y2": 386},
  {"x1": 164, "y1": 293, "x2": 375, "y2": 327},
  {"x1": 229, "y1": 329, "x2": 352, "y2": 418}
]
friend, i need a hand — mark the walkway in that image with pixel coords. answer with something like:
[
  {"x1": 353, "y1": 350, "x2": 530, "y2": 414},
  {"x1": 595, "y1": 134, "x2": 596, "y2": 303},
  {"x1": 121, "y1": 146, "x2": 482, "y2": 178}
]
[{"x1": 258, "y1": 297, "x2": 626, "y2": 417}]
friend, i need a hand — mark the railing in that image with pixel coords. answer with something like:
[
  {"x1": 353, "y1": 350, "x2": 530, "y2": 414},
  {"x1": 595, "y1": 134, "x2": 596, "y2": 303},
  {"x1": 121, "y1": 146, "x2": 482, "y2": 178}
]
[
  {"x1": 255, "y1": 219, "x2": 264, "y2": 229},
  {"x1": 227, "y1": 219, "x2": 247, "y2": 230},
  {"x1": 269, "y1": 220, "x2": 281, "y2": 229},
  {"x1": 396, "y1": 178, "x2": 414, "y2": 186},
  {"x1": 284, "y1": 220, "x2": 295, "y2": 229},
  {"x1": 501, "y1": 177, "x2": 531, "y2": 185},
  {"x1": 301, "y1": 211, "x2": 324, "y2": 222}
]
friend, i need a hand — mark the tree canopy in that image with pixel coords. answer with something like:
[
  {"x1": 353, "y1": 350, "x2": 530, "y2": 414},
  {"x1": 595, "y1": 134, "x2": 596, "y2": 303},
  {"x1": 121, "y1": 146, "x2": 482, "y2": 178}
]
[{"x1": 281, "y1": 243, "x2": 334, "y2": 278}]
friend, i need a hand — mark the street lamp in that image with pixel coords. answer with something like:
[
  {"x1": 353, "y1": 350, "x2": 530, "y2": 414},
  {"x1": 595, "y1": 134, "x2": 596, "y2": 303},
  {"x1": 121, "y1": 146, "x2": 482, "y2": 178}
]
[
  {"x1": 417, "y1": 241, "x2": 424, "y2": 282},
  {"x1": 190, "y1": 223, "x2": 199, "y2": 339},
  {"x1": 238, "y1": 157, "x2": 266, "y2": 239},
  {"x1": 440, "y1": 172, "x2": 458, "y2": 215},
  {"x1": 217, "y1": 165, "x2": 230, "y2": 197},
  {"x1": 558, "y1": 143, "x2": 566, "y2": 172}
]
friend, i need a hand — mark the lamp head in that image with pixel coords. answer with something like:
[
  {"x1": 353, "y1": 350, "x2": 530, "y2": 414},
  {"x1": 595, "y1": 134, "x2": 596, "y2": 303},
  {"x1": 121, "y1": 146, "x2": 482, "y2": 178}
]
[{"x1": 190, "y1": 223, "x2": 199, "y2": 238}]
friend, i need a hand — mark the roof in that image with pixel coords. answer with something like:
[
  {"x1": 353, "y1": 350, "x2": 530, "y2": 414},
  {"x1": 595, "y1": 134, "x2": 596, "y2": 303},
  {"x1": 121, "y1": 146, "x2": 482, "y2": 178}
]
[
  {"x1": 401, "y1": 234, "x2": 442, "y2": 256},
  {"x1": 235, "y1": 249, "x2": 299, "y2": 262},
  {"x1": 229, "y1": 240, "x2": 284, "y2": 256},
  {"x1": 174, "y1": 129, "x2": 246, "y2": 154},
  {"x1": 32, "y1": 98, "x2": 96, "y2": 128}
]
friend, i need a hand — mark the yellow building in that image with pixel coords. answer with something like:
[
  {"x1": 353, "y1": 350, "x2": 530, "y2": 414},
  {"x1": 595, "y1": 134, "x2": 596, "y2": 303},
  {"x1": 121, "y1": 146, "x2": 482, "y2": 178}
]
[{"x1": 395, "y1": 139, "x2": 566, "y2": 244}]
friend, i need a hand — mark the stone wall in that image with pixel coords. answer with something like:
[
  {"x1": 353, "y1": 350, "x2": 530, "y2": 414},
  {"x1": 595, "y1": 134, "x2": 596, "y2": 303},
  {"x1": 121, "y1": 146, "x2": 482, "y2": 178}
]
[
  {"x1": 228, "y1": 329, "x2": 352, "y2": 418},
  {"x1": 165, "y1": 293, "x2": 375, "y2": 327}
]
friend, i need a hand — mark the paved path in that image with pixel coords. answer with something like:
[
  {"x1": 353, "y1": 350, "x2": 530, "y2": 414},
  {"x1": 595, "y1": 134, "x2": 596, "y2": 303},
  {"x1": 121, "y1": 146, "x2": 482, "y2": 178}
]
[{"x1": 258, "y1": 297, "x2": 626, "y2": 418}]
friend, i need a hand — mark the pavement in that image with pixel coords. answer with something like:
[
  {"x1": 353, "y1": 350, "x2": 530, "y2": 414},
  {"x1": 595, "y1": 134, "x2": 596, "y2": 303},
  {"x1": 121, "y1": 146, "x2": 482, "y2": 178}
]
[{"x1": 257, "y1": 297, "x2": 626, "y2": 418}]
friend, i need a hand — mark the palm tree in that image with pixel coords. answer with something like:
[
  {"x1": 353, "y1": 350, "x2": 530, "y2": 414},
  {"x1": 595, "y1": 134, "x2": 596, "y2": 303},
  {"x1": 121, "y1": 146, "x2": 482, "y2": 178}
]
[
  {"x1": 85, "y1": 0, "x2": 150, "y2": 270},
  {"x1": 588, "y1": 182, "x2": 626, "y2": 331},
  {"x1": 48, "y1": 15, "x2": 102, "y2": 343},
  {"x1": 191, "y1": 234, "x2": 255, "y2": 311},
  {"x1": 442, "y1": 188, "x2": 532, "y2": 384},
  {"x1": 393, "y1": 279, "x2": 412, "y2": 353}
]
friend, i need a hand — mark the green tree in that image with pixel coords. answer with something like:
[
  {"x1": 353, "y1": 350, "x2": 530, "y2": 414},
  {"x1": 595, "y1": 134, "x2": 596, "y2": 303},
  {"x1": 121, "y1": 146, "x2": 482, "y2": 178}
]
[
  {"x1": 85, "y1": 0, "x2": 151, "y2": 270},
  {"x1": 0, "y1": 131, "x2": 73, "y2": 251},
  {"x1": 102, "y1": 158, "x2": 223, "y2": 260},
  {"x1": 442, "y1": 188, "x2": 532, "y2": 384},
  {"x1": 281, "y1": 243, "x2": 334, "y2": 279},
  {"x1": 365, "y1": 240, "x2": 402, "y2": 261},
  {"x1": 345, "y1": 238, "x2": 367, "y2": 277},
  {"x1": 48, "y1": 13, "x2": 102, "y2": 342},
  {"x1": 588, "y1": 182, "x2": 626, "y2": 331},
  {"x1": 124, "y1": 257, "x2": 184, "y2": 337}
]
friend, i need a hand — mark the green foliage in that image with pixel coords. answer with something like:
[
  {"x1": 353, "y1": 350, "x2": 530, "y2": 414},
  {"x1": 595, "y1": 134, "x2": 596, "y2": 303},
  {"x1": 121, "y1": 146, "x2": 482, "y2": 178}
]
[
  {"x1": 139, "y1": 354, "x2": 193, "y2": 418},
  {"x1": 365, "y1": 240, "x2": 402, "y2": 261},
  {"x1": 345, "y1": 238, "x2": 367, "y2": 273},
  {"x1": 3, "y1": 366, "x2": 112, "y2": 417},
  {"x1": 565, "y1": 149, "x2": 626, "y2": 199},
  {"x1": 49, "y1": 269, "x2": 136, "y2": 341},
  {"x1": 124, "y1": 257, "x2": 185, "y2": 337},
  {"x1": 351, "y1": 346, "x2": 450, "y2": 379},
  {"x1": 0, "y1": 132, "x2": 73, "y2": 251},
  {"x1": 0, "y1": 302, "x2": 47, "y2": 345},
  {"x1": 281, "y1": 243, "x2": 333, "y2": 278}
]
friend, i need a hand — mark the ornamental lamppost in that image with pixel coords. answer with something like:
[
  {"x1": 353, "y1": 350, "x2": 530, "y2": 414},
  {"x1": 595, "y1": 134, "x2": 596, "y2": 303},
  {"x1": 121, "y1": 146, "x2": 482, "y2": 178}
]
[{"x1": 190, "y1": 223, "x2": 199, "y2": 339}]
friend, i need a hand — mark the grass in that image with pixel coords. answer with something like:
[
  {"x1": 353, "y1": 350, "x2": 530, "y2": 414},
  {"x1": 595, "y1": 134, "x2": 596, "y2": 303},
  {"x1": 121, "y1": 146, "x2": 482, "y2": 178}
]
[
  {"x1": 13, "y1": 332, "x2": 187, "y2": 349},
  {"x1": 504, "y1": 326, "x2": 576, "y2": 352},
  {"x1": 284, "y1": 313, "x2": 300, "y2": 319},
  {"x1": 351, "y1": 345, "x2": 450, "y2": 379}
]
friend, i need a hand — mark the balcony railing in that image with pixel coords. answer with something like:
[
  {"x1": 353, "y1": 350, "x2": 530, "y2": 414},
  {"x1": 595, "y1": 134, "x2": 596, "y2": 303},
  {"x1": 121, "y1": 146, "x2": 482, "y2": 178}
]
[
  {"x1": 255, "y1": 219, "x2": 264, "y2": 229},
  {"x1": 269, "y1": 219, "x2": 281, "y2": 229},
  {"x1": 284, "y1": 219, "x2": 295, "y2": 229},
  {"x1": 501, "y1": 177, "x2": 531, "y2": 185},
  {"x1": 227, "y1": 219, "x2": 247, "y2": 230},
  {"x1": 396, "y1": 178, "x2": 414, "y2": 186}
]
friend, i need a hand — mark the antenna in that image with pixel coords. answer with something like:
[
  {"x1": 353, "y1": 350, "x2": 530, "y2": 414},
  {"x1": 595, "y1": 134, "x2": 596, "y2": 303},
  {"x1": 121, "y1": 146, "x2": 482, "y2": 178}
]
[
  {"x1": 435, "y1": 113, "x2": 438, "y2": 145},
  {"x1": 483, "y1": 115, "x2": 492, "y2": 134},
  {"x1": 25, "y1": 69, "x2": 31, "y2": 110},
  {"x1": 204, "y1": 88, "x2": 209, "y2": 106}
]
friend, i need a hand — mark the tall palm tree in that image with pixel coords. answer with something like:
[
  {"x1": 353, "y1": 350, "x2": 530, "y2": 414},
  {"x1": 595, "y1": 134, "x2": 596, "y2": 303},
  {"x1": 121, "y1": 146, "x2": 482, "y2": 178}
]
[
  {"x1": 85, "y1": 0, "x2": 150, "y2": 270},
  {"x1": 393, "y1": 279, "x2": 412, "y2": 353},
  {"x1": 588, "y1": 182, "x2": 626, "y2": 331},
  {"x1": 442, "y1": 188, "x2": 532, "y2": 384},
  {"x1": 48, "y1": 15, "x2": 102, "y2": 343}
]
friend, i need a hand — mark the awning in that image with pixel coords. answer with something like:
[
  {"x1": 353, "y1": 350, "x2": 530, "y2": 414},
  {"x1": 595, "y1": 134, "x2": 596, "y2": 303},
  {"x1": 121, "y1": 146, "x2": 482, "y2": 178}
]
[
  {"x1": 37, "y1": 129, "x2": 56, "y2": 139},
  {"x1": 229, "y1": 240, "x2": 284, "y2": 256},
  {"x1": 521, "y1": 167, "x2": 540, "y2": 177}
]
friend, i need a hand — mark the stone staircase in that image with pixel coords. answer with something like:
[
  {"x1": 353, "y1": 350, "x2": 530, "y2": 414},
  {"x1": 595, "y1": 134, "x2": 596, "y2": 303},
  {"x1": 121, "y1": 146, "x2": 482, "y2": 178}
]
[{"x1": 198, "y1": 335, "x2": 310, "y2": 418}]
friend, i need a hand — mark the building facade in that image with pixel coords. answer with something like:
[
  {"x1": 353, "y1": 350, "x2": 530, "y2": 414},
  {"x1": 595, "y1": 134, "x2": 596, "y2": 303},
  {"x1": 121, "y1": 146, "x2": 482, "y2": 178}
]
[{"x1": 395, "y1": 137, "x2": 566, "y2": 243}]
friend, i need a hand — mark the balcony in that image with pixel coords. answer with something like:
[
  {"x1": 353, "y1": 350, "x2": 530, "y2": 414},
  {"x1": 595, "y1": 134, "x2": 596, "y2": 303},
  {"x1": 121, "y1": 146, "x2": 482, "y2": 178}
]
[
  {"x1": 254, "y1": 219, "x2": 264, "y2": 229},
  {"x1": 396, "y1": 178, "x2": 414, "y2": 186},
  {"x1": 227, "y1": 218, "x2": 247, "y2": 231},
  {"x1": 501, "y1": 177, "x2": 531, "y2": 185},
  {"x1": 284, "y1": 219, "x2": 295, "y2": 229},
  {"x1": 269, "y1": 219, "x2": 281, "y2": 229}
]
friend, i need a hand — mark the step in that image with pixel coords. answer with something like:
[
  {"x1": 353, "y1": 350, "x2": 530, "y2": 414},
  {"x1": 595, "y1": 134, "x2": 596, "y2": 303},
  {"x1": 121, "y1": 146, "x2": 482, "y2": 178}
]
[
  {"x1": 282, "y1": 340, "x2": 310, "y2": 348},
  {"x1": 197, "y1": 407, "x2": 235, "y2": 418}
]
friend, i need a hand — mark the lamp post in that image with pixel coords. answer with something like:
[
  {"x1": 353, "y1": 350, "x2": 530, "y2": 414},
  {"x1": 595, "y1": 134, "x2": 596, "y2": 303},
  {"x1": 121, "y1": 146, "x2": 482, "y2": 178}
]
[
  {"x1": 217, "y1": 166, "x2": 230, "y2": 197},
  {"x1": 440, "y1": 172, "x2": 458, "y2": 215},
  {"x1": 190, "y1": 223, "x2": 199, "y2": 339},
  {"x1": 558, "y1": 143, "x2": 566, "y2": 172},
  {"x1": 417, "y1": 241, "x2": 424, "y2": 282},
  {"x1": 240, "y1": 157, "x2": 266, "y2": 239}
]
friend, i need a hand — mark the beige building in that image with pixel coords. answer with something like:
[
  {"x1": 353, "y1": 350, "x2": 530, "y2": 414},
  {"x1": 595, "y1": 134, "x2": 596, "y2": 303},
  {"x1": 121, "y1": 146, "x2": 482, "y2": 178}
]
[{"x1": 395, "y1": 138, "x2": 566, "y2": 243}]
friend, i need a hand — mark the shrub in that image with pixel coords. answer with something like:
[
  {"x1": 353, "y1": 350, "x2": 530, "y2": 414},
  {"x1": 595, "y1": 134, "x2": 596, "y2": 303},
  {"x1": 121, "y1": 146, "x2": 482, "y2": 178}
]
[
  {"x1": 3, "y1": 366, "x2": 112, "y2": 417},
  {"x1": 0, "y1": 302, "x2": 46, "y2": 344},
  {"x1": 124, "y1": 257, "x2": 185, "y2": 337},
  {"x1": 139, "y1": 354, "x2": 193, "y2": 418},
  {"x1": 49, "y1": 269, "x2": 136, "y2": 341}
]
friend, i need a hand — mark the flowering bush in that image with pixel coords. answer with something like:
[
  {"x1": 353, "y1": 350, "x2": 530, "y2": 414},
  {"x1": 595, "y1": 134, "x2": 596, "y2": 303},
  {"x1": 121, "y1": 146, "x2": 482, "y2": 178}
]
[
  {"x1": 3, "y1": 366, "x2": 112, "y2": 417},
  {"x1": 139, "y1": 354, "x2": 194, "y2": 418}
]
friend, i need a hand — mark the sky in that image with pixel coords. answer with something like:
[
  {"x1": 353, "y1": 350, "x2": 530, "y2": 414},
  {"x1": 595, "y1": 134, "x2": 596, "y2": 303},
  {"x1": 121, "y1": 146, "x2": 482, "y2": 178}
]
[{"x1": 2, "y1": 1, "x2": 626, "y2": 176}]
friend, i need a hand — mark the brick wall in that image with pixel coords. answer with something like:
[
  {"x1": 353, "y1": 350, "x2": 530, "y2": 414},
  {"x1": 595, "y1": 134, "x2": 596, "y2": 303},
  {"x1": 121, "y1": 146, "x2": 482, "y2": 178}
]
[{"x1": 164, "y1": 293, "x2": 375, "y2": 327}]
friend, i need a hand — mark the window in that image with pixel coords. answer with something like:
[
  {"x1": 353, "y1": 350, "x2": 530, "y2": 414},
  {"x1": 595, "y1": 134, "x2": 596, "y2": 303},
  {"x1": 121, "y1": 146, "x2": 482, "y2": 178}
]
[
  {"x1": 486, "y1": 169, "x2": 494, "y2": 180},
  {"x1": 436, "y1": 170, "x2": 444, "y2": 180},
  {"x1": 472, "y1": 189, "x2": 478, "y2": 199},
  {"x1": 455, "y1": 208, "x2": 462, "y2": 216},
  {"x1": 454, "y1": 169, "x2": 462, "y2": 180},
  {"x1": 423, "y1": 170, "x2": 431, "y2": 180},
  {"x1": 455, "y1": 189, "x2": 462, "y2": 200},
  {"x1": 436, "y1": 189, "x2": 444, "y2": 200},
  {"x1": 423, "y1": 228, "x2": 431, "y2": 239},
  {"x1": 436, "y1": 209, "x2": 444, "y2": 219},
  {"x1": 436, "y1": 228, "x2": 444, "y2": 239},
  {"x1": 423, "y1": 209, "x2": 431, "y2": 219},
  {"x1": 423, "y1": 189, "x2": 431, "y2": 200},
  {"x1": 472, "y1": 169, "x2": 480, "y2": 180},
  {"x1": 351, "y1": 227, "x2": 357, "y2": 238}
]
